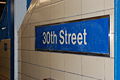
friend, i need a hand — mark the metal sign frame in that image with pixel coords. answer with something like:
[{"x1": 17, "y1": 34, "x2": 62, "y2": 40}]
[{"x1": 35, "y1": 15, "x2": 110, "y2": 57}]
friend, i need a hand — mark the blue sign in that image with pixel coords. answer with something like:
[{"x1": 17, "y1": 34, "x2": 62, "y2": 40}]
[{"x1": 35, "y1": 16, "x2": 110, "y2": 54}]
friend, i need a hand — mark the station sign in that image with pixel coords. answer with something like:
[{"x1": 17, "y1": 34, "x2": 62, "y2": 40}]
[{"x1": 35, "y1": 16, "x2": 110, "y2": 55}]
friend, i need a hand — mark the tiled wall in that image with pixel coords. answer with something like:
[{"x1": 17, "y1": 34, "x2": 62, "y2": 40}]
[{"x1": 18, "y1": 0, "x2": 114, "y2": 80}]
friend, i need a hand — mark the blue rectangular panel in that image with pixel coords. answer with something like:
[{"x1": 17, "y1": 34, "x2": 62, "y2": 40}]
[
  {"x1": 115, "y1": 0, "x2": 120, "y2": 80},
  {"x1": 35, "y1": 16, "x2": 110, "y2": 54}
]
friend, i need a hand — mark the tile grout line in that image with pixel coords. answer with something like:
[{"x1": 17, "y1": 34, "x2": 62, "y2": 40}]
[
  {"x1": 19, "y1": 60, "x2": 103, "y2": 80},
  {"x1": 29, "y1": 8, "x2": 114, "y2": 25}
]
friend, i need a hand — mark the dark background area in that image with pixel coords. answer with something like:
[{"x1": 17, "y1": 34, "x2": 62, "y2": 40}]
[{"x1": 0, "y1": 0, "x2": 6, "y2": 18}]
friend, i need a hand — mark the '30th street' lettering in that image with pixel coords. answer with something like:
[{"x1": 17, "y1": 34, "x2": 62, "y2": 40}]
[{"x1": 42, "y1": 29, "x2": 87, "y2": 45}]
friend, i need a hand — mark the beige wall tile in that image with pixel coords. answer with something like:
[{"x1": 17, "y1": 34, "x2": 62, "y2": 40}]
[
  {"x1": 65, "y1": 0, "x2": 82, "y2": 17},
  {"x1": 50, "y1": 18, "x2": 64, "y2": 24},
  {"x1": 21, "y1": 24, "x2": 35, "y2": 37},
  {"x1": 21, "y1": 74, "x2": 34, "y2": 80},
  {"x1": 105, "y1": 0, "x2": 114, "y2": 9},
  {"x1": 18, "y1": 37, "x2": 21, "y2": 50},
  {"x1": 65, "y1": 73, "x2": 82, "y2": 80},
  {"x1": 105, "y1": 58, "x2": 114, "y2": 80},
  {"x1": 35, "y1": 67, "x2": 50, "y2": 80},
  {"x1": 18, "y1": 50, "x2": 21, "y2": 61},
  {"x1": 82, "y1": 77, "x2": 98, "y2": 80},
  {"x1": 21, "y1": 63, "x2": 44, "y2": 80},
  {"x1": 36, "y1": 51, "x2": 50, "y2": 67},
  {"x1": 18, "y1": 62, "x2": 21, "y2": 73},
  {"x1": 21, "y1": 37, "x2": 35, "y2": 50},
  {"x1": 51, "y1": 70, "x2": 65, "y2": 80},
  {"x1": 21, "y1": 50, "x2": 30, "y2": 63},
  {"x1": 30, "y1": 5, "x2": 51, "y2": 23},
  {"x1": 64, "y1": 54, "x2": 82, "y2": 74},
  {"x1": 82, "y1": 56, "x2": 105, "y2": 80},
  {"x1": 51, "y1": 1, "x2": 65, "y2": 19},
  {"x1": 28, "y1": 51, "x2": 37, "y2": 64},
  {"x1": 82, "y1": 0, "x2": 104, "y2": 14},
  {"x1": 21, "y1": 62, "x2": 30, "y2": 75},
  {"x1": 64, "y1": 15, "x2": 82, "y2": 22},
  {"x1": 25, "y1": 64, "x2": 40, "y2": 79},
  {"x1": 29, "y1": 11, "x2": 39, "y2": 23},
  {"x1": 82, "y1": 11, "x2": 104, "y2": 19},
  {"x1": 50, "y1": 53, "x2": 64, "y2": 70},
  {"x1": 18, "y1": 73, "x2": 21, "y2": 80},
  {"x1": 51, "y1": 0, "x2": 62, "y2": 3},
  {"x1": 21, "y1": 12, "x2": 33, "y2": 25},
  {"x1": 34, "y1": 20, "x2": 51, "y2": 26}
]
